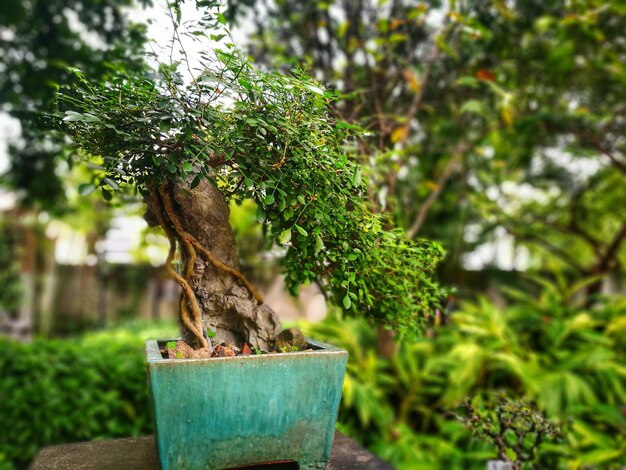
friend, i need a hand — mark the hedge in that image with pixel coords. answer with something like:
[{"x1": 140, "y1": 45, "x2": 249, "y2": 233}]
[{"x1": 0, "y1": 321, "x2": 176, "y2": 469}]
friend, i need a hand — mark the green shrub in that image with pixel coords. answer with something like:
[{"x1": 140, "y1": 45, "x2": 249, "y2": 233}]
[
  {"x1": 302, "y1": 313, "x2": 492, "y2": 469},
  {"x1": 460, "y1": 396, "x2": 561, "y2": 468},
  {"x1": 302, "y1": 277, "x2": 626, "y2": 469},
  {"x1": 0, "y1": 320, "x2": 176, "y2": 469}
]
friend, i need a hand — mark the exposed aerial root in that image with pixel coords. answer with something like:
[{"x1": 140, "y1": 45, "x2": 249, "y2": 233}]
[
  {"x1": 158, "y1": 185, "x2": 197, "y2": 280},
  {"x1": 147, "y1": 188, "x2": 208, "y2": 349},
  {"x1": 190, "y1": 239, "x2": 264, "y2": 304},
  {"x1": 159, "y1": 183, "x2": 264, "y2": 304}
]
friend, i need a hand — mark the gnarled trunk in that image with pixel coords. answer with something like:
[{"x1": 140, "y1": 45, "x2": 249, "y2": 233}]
[{"x1": 145, "y1": 179, "x2": 281, "y2": 351}]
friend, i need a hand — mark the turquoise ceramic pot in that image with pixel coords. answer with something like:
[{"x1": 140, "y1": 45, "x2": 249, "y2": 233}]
[{"x1": 146, "y1": 338, "x2": 348, "y2": 470}]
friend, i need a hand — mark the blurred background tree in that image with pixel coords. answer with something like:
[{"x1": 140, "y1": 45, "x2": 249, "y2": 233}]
[
  {"x1": 0, "y1": 0, "x2": 150, "y2": 211},
  {"x1": 0, "y1": 0, "x2": 152, "y2": 337},
  {"x1": 226, "y1": 0, "x2": 626, "y2": 296}
]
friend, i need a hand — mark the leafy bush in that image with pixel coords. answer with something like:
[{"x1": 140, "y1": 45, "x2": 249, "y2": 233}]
[
  {"x1": 460, "y1": 396, "x2": 561, "y2": 468},
  {"x1": 302, "y1": 277, "x2": 626, "y2": 469},
  {"x1": 0, "y1": 321, "x2": 176, "y2": 469},
  {"x1": 302, "y1": 312, "x2": 491, "y2": 469}
]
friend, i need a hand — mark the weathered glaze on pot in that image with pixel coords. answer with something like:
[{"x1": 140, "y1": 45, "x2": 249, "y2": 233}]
[{"x1": 146, "y1": 339, "x2": 348, "y2": 470}]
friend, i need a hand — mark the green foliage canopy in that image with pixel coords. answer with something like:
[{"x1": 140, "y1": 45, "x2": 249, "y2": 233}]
[
  {"x1": 229, "y1": 0, "x2": 626, "y2": 289},
  {"x1": 0, "y1": 321, "x2": 176, "y2": 470},
  {"x1": 303, "y1": 279, "x2": 626, "y2": 468}
]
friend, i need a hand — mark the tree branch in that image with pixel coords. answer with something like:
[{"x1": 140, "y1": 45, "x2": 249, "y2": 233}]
[
  {"x1": 162, "y1": 183, "x2": 264, "y2": 304},
  {"x1": 406, "y1": 141, "x2": 468, "y2": 239},
  {"x1": 147, "y1": 186, "x2": 208, "y2": 349},
  {"x1": 598, "y1": 146, "x2": 626, "y2": 175},
  {"x1": 596, "y1": 221, "x2": 626, "y2": 273},
  {"x1": 514, "y1": 231, "x2": 586, "y2": 273},
  {"x1": 399, "y1": 17, "x2": 453, "y2": 149},
  {"x1": 532, "y1": 214, "x2": 602, "y2": 256}
]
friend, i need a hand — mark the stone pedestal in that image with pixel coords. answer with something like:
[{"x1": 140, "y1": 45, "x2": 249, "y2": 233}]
[{"x1": 32, "y1": 432, "x2": 394, "y2": 470}]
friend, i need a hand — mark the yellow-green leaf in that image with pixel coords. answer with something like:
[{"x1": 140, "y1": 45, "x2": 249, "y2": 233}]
[{"x1": 279, "y1": 228, "x2": 292, "y2": 244}]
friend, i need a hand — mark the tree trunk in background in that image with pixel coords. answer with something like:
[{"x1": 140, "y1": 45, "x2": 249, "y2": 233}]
[
  {"x1": 37, "y1": 234, "x2": 57, "y2": 337},
  {"x1": 19, "y1": 216, "x2": 37, "y2": 340},
  {"x1": 146, "y1": 180, "x2": 282, "y2": 351},
  {"x1": 376, "y1": 326, "x2": 397, "y2": 359}
]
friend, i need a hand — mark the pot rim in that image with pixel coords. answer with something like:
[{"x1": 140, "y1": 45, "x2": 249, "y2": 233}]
[{"x1": 146, "y1": 337, "x2": 347, "y2": 364}]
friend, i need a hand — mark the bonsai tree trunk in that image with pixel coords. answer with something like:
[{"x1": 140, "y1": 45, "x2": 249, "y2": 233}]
[{"x1": 144, "y1": 178, "x2": 281, "y2": 351}]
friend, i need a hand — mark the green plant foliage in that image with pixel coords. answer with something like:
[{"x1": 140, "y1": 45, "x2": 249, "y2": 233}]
[
  {"x1": 231, "y1": 0, "x2": 626, "y2": 293},
  {"x1": 3, "y1": 282, "x2": 624, "y2": 469},
  {"x1": 460, "y1": 396, "x2": 561, "y2": 468},
  {"x1": 301, "y1": 312, "x2": 491, "y2": 469},
  {"x1": 0, "y1": 216, "x2": 23, "y2": 316},
  {"x1": 301, "y1": 277, "x2": 626, "y2": 468},
  {"x1": 55, "y1": 2, "x2": 446, "y2": 337},
  {"x1": 0, "y1": 320, "x2": 176, "y2": 469}
]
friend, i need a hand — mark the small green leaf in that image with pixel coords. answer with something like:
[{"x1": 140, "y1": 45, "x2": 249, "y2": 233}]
[
  {"x1": 81, "y1": 113, "x2": 101, "y2": 123},
  {"x1": 279, "y1": 228, "x2": 292, "y2": 244},
  {"x1": 78, "y1": 183, "x2": 96, "y2": 196},
  {"x1": 352, "y1": 167, "x2": 362, "y2": 187},
  {"x1": 342, "y1": 295, "x2": 352, "y2": 309},
  {"x1": 63, "y1": 111, "x2": 101, "y2": 123},
  {"x1": 460, "y1": 99, "x2": 487, "y2": 116},
  {"x1": 303, "y1": 83, "x2": 324, "y2": 95},
  {"x1": 190, "y1": 174, "x2": 202, "y2": 189},
  {"x1": 295, "y1": 225, "x2": 308, "y2": 237},
  {"x1": 86, "y1": 162, "x2": 105, "y2": 171},
  {"x1": 335, "y1": 121, "x2": 361, "y2": 131},
  {"x1": 103, "y1": 177, "x2": 119, "y2": 191},
  {"x1": 264, "y1": 193, "x2": 275, "y2": 205},
  {"x1": 455, "y1": 76, "x2": 480, "y2": 88},
  {"x1": 238, "y1": 79, "x2": 252, "y2": 91},
  {"x1": 101, "y1": 188, "x2": 112, "y2": 201},
  {"x1": 217, "y1": 13, "x2": 227, "y2": 25},
  {"x1": 62, "y1": 111, "x2": 83, "y2": 122},
  {"x1": 297, "y1": 195, "x2": 306, "y2": 205},
  {"x1": 314, "y1": 235, "x2": 324, "y2": 254},
  {"x1": 166, "y1": 341, "x2": 177, "y2": 349}
]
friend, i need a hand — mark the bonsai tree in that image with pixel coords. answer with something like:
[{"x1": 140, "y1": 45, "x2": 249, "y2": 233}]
[
  {"x1": 55, "y1": 1, "x2": 445, "y2": 353},
  {"x1": 460, "y1": 396, "x2": 561, "y2": 468}
]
